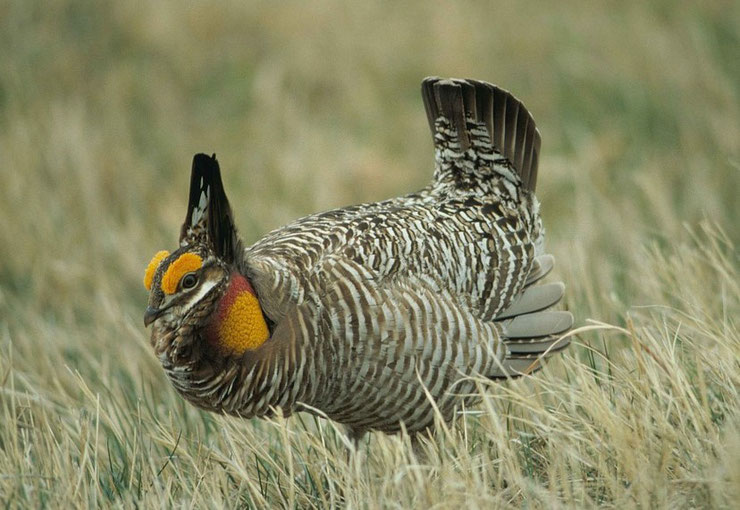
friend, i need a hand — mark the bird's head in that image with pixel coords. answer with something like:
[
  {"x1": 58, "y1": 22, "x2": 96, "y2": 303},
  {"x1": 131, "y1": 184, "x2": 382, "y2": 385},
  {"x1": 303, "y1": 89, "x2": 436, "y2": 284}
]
[{"x1": 143, "y1": 154, "x2": 269, "y2": 356}]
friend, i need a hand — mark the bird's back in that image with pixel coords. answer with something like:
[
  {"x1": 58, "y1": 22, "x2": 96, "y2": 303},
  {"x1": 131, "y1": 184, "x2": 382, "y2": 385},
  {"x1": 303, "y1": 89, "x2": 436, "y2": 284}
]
[{"x1": 246, "y1": 78, "x2": 544, "y2": 327}]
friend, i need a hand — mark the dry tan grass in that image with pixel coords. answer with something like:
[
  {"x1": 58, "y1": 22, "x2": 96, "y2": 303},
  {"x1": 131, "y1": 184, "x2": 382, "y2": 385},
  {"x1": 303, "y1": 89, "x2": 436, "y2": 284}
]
[{"x1": 1, "y1": 0, "x2": 738, "y2": 507}]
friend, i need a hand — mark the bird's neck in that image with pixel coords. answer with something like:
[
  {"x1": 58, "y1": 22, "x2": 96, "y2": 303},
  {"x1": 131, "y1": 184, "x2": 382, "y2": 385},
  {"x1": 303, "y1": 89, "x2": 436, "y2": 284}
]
[{"x1": 206, "y1": 273, "x2": 270, "y2": 355}]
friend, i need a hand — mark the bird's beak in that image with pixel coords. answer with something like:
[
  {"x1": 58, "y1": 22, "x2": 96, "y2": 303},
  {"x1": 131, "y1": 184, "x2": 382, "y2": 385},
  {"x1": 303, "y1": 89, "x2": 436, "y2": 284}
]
[{"x1": 143, "y1": 306, "x2": 164, "y2": 327}]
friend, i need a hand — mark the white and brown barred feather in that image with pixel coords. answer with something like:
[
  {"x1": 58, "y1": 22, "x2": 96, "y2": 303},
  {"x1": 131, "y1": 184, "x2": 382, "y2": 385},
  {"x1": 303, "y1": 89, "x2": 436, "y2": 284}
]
[{"x1": 149, "y1": 77, "x2": 573, "y2": 437}]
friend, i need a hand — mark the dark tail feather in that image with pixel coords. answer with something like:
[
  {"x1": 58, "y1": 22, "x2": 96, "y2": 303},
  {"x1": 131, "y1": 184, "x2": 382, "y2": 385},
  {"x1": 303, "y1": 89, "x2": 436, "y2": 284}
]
[{"x1": 421, "y1": 77, "x2": 541, "y2": 191}]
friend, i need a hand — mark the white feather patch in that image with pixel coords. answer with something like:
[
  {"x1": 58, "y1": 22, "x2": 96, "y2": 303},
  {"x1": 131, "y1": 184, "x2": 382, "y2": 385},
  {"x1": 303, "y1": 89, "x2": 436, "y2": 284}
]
[
  {"x1": 184, "y1": 279, "x2": 218, "y2": 309},
  {"x1": 191, "y1": 188, "x2": 209, "y2": 225}
]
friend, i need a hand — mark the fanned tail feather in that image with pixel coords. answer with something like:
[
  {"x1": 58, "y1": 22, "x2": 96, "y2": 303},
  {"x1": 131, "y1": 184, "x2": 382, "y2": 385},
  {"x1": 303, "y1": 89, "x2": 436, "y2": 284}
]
[
  {"x1": 488, "y1": 254, "x2": 572, "y2": 378},
  {"x1": 421, "y1": 77, "x2": 541, "y2": 191},
  {"x1": 421, "y1": 79, "x2": 568, "y2": 378}
]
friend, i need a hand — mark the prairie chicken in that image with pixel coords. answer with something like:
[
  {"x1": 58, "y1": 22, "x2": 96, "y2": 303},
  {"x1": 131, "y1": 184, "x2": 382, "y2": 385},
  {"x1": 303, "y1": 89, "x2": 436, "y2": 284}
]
[{"x1": 143, "y1": 77, "x2": 573, "y2": 439}]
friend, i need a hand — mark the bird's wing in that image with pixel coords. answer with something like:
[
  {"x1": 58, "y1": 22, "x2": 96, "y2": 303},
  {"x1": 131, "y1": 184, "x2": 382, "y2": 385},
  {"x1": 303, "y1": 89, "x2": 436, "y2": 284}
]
[
  {"x1": 311, "y1": 256, "x2": 571, "y2": 384},
  {"x1": 292, "y1": 256, "x2": 570, "y2": 431}
]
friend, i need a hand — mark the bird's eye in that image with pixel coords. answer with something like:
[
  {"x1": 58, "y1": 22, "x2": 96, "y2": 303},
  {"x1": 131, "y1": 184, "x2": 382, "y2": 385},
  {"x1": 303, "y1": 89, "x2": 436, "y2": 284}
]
[{"x1": 181, "y1": 273, "x2": 198, "y2": 289}]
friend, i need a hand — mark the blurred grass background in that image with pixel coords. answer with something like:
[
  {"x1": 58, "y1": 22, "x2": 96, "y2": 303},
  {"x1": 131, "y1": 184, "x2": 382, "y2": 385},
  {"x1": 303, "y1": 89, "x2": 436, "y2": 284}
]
[{"x1": 0, "y1": 0, "x2": 738, "y2": 507}]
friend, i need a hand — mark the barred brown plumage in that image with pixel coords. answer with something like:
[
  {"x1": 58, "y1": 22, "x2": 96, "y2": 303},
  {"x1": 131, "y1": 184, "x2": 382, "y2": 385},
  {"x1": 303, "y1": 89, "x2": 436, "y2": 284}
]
[{"x1": 143, "y1": 77, "x2": 573, "y2": 440}]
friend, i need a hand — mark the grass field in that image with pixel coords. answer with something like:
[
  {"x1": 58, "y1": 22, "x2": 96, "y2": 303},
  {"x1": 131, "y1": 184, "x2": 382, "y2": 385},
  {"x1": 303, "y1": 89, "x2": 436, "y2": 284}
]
[{"x1": 1, "y1": 0, "x2": 739, "y2": 507}]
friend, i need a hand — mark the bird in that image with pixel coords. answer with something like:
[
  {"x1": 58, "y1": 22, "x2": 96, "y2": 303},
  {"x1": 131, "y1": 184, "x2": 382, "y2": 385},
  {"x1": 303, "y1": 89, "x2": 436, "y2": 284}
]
[{"x1": 143, "y1": 77, "x2": 573, "y2": 441}]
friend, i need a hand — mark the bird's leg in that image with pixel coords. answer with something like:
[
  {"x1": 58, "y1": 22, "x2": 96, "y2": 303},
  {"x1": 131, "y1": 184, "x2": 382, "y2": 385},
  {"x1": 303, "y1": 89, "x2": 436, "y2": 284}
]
[
  {"x1": 409, "y1": 431, "x2": 432, "y2": 463},
  {"x1": 344, "y1": 426, "x2": 366, "y2": 462}
]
